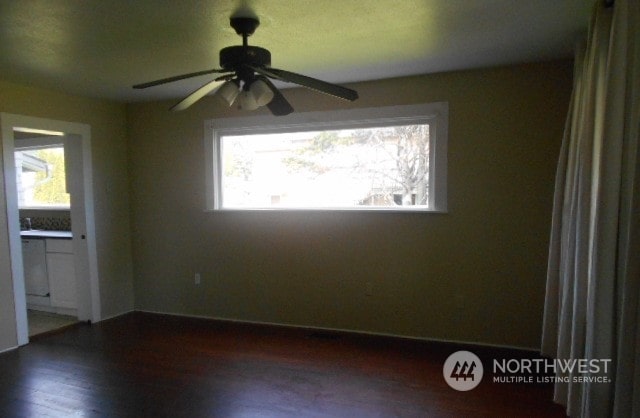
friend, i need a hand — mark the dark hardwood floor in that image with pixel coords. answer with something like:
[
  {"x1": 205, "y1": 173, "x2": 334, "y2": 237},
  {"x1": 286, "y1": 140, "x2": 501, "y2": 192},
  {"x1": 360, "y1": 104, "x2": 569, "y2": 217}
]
[{"x1": 0, "y1": 312, "x2": 567, "y2": 417}]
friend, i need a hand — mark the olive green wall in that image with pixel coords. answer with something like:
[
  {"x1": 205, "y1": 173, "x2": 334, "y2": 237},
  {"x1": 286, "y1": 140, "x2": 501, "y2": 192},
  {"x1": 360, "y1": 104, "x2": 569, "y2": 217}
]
[
  {"x1": 0, "y1": 60, "x2": 573, "y2": 353},
  {"x1": 0, "y1": 80, "x2": 134, "y2": 351},
  {"x1": 127, "y1": 60, "x2": 573, "y2": 349}
]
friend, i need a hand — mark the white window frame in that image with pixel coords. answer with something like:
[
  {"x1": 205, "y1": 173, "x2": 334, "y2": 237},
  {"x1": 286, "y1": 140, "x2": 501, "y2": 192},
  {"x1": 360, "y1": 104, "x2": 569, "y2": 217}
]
[{"x1": 205, "y1": 102, "x2": 448, "y2": 212}]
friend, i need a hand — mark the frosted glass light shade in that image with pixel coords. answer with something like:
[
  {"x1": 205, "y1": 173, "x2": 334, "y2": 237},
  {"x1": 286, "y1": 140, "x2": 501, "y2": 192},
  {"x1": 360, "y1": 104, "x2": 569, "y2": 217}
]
[
  {"x1": 216, "y1": 80, "x2": 240, "y2": 106},
  {"x1": 239, "y1": 90, "x2": 259, "y2": 110},
  {"x1": 250, "y1": 79, "x2": 275, "y2": 106}
]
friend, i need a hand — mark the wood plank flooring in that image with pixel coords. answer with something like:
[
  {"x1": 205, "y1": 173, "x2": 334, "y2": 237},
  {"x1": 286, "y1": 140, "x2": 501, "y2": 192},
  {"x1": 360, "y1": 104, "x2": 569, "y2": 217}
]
[{"x1": 0, "y1": 312, "x2": 567, "y2": 417}]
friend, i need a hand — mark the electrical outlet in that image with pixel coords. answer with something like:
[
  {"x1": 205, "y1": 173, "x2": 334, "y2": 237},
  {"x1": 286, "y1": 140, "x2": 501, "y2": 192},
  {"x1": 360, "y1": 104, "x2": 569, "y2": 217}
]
[
  {"x1": 195, "y1": 273, "x2": 201, "y2": 285},
  {"x1": 365, "y1": 282, "x2": 373, "y2": 296}
]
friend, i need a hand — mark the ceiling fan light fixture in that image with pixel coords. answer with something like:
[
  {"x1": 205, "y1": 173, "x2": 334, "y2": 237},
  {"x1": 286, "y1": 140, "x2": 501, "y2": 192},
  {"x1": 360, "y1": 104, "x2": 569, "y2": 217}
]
[
  {"x1": 238, "y1": 90, "x2": 259, "y2": 110},
  {"x1": 133, "y1": 15, "x2": 358, "y2": 115},
  {"x1": 216, "y1": 79, "x2": 240, "y2": 106},
  {"x1": 249, "y1": 79, "x2": 274, "y2": 106}
]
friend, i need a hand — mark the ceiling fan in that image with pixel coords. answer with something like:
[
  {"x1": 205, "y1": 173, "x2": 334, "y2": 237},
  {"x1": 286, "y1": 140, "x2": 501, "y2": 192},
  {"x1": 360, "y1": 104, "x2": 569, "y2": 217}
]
[{"x1": 133, "y1": 16, "x2": 359, "y2": 116}]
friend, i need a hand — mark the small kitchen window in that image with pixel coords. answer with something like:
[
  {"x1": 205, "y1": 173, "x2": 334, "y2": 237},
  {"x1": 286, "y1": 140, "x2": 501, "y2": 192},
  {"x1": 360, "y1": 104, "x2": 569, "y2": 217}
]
[{"x1": 14, "y1": 145, "x2": 70, "y2": 209}]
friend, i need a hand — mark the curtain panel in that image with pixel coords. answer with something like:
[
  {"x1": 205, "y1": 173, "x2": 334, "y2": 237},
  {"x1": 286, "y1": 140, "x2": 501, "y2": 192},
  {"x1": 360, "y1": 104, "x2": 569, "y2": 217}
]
[{"x1": 541, "y1": 0, "x2": 639, "y2": 417}]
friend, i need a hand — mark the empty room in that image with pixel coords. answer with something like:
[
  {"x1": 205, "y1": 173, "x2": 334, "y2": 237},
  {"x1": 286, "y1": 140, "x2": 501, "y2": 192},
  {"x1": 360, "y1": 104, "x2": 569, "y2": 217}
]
[{"x1": 0, "y1": 1, "x2": 638, "y2": 417}]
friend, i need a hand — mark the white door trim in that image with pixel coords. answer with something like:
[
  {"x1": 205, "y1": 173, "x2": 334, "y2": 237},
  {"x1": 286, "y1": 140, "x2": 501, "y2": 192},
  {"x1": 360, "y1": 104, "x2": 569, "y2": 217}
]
[{"x1": 1, "y1": 113, "x2": 101, "y2": 345}]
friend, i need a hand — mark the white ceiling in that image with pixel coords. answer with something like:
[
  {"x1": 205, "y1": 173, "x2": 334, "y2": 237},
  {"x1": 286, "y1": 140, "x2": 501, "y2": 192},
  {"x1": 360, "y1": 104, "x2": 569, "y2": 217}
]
[{"x1": 0, "y1": 0, "x2": 592, "y2": 103}]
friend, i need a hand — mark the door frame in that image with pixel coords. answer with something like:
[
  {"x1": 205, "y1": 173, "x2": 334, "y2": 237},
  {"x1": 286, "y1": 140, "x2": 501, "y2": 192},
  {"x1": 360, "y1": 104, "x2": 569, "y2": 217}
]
[{"x1": 1, "y1": 113, "x2": 101, "y2": 345}]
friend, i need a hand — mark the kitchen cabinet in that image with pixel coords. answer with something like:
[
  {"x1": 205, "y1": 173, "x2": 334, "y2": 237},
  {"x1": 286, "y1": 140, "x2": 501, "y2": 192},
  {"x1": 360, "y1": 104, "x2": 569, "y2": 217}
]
[
  {"x1": 45, "y1": 239, "x2": 76, "y2": 309},
  {"x1": 22, "y1": 239, "x2": 49, "y2": 296}
]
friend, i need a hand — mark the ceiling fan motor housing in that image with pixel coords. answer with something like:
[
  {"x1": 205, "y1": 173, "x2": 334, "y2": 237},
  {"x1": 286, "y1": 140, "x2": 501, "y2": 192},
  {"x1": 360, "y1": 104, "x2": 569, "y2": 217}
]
[{"x1": 219, "y1": 46, "x2": 271, "y2": 71}]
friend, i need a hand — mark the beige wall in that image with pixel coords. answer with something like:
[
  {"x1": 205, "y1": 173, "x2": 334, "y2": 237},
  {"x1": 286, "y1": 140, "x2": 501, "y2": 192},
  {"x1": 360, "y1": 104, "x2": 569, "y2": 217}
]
[
  {"x1": 0, "y1": 80, "x2": 134, "y2": 351},
  {"x1": 127, "y1": 60, "x2": 573, "y2": 349}
]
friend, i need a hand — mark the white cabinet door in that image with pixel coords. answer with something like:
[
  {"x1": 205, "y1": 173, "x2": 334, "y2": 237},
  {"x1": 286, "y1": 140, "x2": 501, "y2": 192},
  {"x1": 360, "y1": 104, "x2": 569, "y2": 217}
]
[
  {"x1": 46, "y1": 252, "x2": 77, "y2": 309},
  {"x1": 22, "y1": 239, "x2": 49, "y2": 296}
]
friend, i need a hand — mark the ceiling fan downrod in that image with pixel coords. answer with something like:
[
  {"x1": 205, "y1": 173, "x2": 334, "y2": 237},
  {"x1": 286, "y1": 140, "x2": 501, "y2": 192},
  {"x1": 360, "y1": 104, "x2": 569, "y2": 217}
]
[
  {"x1": 230, "y1": 17, "x2": 259, "y2": 47},
  {"x1": 220, "y1": 17, "x2": 271, "y2": 74}
]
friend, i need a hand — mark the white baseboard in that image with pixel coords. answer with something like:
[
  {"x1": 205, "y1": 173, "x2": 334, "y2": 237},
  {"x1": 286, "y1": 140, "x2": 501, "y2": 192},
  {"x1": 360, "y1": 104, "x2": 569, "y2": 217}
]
[{"x1": 0, "y1": 345, "x2": 18, "y2": 355}]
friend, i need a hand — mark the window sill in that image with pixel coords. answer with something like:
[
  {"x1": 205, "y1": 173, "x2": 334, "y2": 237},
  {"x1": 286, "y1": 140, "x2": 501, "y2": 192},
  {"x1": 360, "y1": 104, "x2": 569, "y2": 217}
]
[{"x1": 208, "y1": 207, "x2": 448, "y2": 214}]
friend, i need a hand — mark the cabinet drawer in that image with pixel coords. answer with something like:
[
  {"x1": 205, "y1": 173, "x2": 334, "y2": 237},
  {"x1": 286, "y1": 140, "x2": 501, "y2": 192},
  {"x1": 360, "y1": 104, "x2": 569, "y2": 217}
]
[{"x1": 46, "y1": 238, "x2": 73, "y2": 254}]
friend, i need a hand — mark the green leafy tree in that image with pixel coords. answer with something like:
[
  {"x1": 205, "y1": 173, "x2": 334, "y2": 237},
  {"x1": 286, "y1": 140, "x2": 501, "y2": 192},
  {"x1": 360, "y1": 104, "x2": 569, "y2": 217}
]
[{"x1": 33, "y1": 149, "x2": 70, "y2": 205}]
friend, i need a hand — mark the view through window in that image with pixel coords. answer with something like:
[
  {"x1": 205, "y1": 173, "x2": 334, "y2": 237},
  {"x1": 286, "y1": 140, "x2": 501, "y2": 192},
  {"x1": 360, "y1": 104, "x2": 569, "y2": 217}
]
[
  {"x1": 220, "y1": 124, "x2": 431, "y2": 209},
  {"x1": 14, "y1": 146, "x2": 70, "y2": 208}
]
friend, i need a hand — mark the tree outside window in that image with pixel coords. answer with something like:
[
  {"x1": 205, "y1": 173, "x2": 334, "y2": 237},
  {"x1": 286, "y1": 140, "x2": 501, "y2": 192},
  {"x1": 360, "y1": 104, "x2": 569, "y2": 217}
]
[
  {"x1": 15, "y1": 147, "x2": 70, "y2": 208},
  {"x1": 221, "y1": 124, "x2": 430, "y2": 209}
]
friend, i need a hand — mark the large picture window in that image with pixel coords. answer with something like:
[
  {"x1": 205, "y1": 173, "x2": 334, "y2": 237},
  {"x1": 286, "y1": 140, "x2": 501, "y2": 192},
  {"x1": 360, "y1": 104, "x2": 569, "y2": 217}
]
[{"x1": 206, "y1": 103, "x2": 447, "y2": 212}]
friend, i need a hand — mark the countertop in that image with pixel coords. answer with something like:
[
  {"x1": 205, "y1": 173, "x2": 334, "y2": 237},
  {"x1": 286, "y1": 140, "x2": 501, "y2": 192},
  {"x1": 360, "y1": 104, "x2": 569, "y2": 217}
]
[{"x1": 20, "y1": 230, "x2": 73, "y2": 239}]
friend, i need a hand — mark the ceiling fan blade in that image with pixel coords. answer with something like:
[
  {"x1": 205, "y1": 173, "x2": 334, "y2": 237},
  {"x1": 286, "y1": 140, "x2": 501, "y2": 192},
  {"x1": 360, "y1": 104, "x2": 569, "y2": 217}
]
[
  {"x1": 257, "y1": 76, "x2": 294, "y2": 116},
  {"x1": 133, "y1": 69, "x2": 230, "y2": 89},
  {"x1": 170, "y1": 79, "x2": 224, "y2": 111},
  {"x1": 253, "y1": 67, "x2": 358, "y2": 102}
]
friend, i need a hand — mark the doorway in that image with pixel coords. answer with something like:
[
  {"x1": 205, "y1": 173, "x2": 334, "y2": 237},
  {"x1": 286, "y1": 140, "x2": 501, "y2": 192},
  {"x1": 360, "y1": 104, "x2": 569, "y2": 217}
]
[
  {"x1": 1, "y1": 113, "x2": 101, "y2": 346},
  {"x1": 16, "y1": 136, "x2": 77, "y2": 336}
]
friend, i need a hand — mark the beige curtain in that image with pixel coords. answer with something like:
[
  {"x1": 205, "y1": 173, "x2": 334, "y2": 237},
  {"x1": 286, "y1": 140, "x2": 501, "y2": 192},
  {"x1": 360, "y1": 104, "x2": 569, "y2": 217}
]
[{"x1": 541, "y1": 0, "x2": 640, "y2": 417}]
